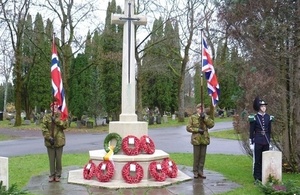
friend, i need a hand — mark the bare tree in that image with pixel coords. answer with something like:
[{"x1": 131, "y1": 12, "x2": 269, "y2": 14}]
[
  {"x1": 0, "y1": 34, "x2": 14, "y2": 114},
  {"x1": 0, "y1": 0, "x2": 31, "y2": 126},
  {"x1": 145, "y1": 0, "x2": 217, "y2": 122},
  {"x1": 38, "y1": 0, "x2": 101, "y2": 104}
]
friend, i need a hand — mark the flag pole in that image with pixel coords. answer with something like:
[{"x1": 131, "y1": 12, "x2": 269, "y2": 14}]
[
  {"x1": 200, "y1": 29, "x2": 204, "y2": 114},
  {"x1": 52, "y1": 32, "x2": 55, "y2": 116}
]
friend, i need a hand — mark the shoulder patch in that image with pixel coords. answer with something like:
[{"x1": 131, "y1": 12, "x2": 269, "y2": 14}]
[
  {"x1": 248, "y1": 114, "x2": 256, "y2": 122},
  {"x1": 270, "y1": 115, "x2": 274, "y2": 121}
]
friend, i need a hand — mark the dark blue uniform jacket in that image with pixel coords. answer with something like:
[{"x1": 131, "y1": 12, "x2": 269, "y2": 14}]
[{"x1": 249, "y1": 113, "x2": 273, "y2": 145}]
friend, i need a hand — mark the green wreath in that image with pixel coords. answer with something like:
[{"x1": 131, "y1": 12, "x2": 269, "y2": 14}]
[{"x1": 104, "y1": 133, "x2": 122, "y2": 154}]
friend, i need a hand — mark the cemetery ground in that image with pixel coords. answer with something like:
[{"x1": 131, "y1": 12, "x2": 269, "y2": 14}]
[{"x1": 0, "y1": 117, "x2": 300, "y2": 194}]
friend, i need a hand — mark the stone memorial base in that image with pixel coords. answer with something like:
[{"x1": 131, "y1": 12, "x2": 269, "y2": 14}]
[
  {"x1": 68, "y1": 149, "x2": 191, "y2": 188},
  {"x1": 68, "y1": 115, "x2": 191, "y2": 188}
]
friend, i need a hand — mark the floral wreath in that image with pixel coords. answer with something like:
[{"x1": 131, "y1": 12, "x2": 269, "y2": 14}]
[
  {"x1": 95, "y1": 160, "x2": 115, "y2": 182},
  {"x1": 139, "y1": 135, "x2": 155, "y2": 154},
  {"x1": 83, "y1": 160, "x2": 96, "y2": 180},
  {"x1": 122, "y1": 162, "x2": 144, "y2": 183},
  {"x1": 104, "y1": 133, "x2": 122, "y2": 154},
  {"x1": 122, "y1": 135, "x2": 140, "y2": 155},
  {"x1": 149, "y1": 161, "x2": 166, "y2": 182},
  {"x1": 162, "y1": 158, "x2": 178, "y2": 178}
]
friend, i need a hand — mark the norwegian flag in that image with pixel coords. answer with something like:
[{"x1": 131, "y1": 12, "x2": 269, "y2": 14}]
[
  {"x1": 202, "y1": 36, "x2": 220, "y2": 107},
  {"x1": 51, "y1": 35, "x2": 68, "y2": 120}
]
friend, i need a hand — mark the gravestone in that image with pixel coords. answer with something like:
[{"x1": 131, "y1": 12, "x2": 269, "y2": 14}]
[
  {"x1": 172, "y1": 114, "x2": 176, "y2": 120},
  {"x1": 10, "y1": 119, "x2": 15, "y2": 125},
  {"x1": 24, "y1": 120, "x2": 31, "y2": 125},
  {"x1": 0, "y1": 157, "x2": 9, "y2": 190},
  {"x1": 262, "y1": 151, "x2": 282, "y2": 185},
  {"x1": 163, "y1": 114, "x2": 168, "y2": 123}
]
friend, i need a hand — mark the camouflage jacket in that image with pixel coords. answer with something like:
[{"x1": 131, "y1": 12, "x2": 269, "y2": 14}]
[
  {"x1": 42, "y1": 113, "x2": 68, "y2": 148},
  {"x1": 186, "y1": 114, "x2": 215, "y2": 145}
]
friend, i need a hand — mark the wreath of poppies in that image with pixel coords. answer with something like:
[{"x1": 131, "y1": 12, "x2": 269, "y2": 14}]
[
  {"x1": 122, "y1": 162, "x2": 144, "y2": 183},
  {"x1": 83, "y1": 160, "x2": 96, "y2": 180},
  {"x1": 162, "y1": 158, "x2": 178, "y2": 178},
  {"x1": 104, "y1": 133, "x2": 122, "y2": 154},
  {"x1": 139, "y1": 135, "x2": 155, "y2": 154},
  {"x1": 95, "y1": 160, "x2": 115, "y2": 182},
  {"x1": 149, "y1": 161, "x2": 166, "y2": 182},
  {"x1": 122, "y1": 135, "x2": 140, "y2": 155}
]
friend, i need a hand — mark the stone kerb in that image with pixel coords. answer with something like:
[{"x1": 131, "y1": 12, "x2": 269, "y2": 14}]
[
  {"x1": 262, "y1": 151, "x2": 282, "y2": 185},
  {"x1": 0, "y1": 157, "x2": 9, "y2": 190}
]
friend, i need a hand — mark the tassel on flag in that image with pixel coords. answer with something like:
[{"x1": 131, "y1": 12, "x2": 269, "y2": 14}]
[
  {"x1": 51, "y1": 34, "x2": 68, "y2": 120},
  {"x1": 202, "y1": 36, "x2": 220, "y2": 107}
]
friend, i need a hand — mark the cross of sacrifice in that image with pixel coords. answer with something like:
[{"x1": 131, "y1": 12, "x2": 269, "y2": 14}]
[{"x1": 111, "y1": 0, "x2": 147, "y2": 119}]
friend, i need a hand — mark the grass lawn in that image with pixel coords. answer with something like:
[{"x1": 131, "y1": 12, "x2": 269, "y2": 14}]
[{"x1": 8, "y1": 153, "x2": 300, "y2": 195}]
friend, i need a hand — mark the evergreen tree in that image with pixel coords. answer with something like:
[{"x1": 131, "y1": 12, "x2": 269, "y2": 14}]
[
  {"x1": 28, "y1": 13, "x2": 51, "y2": 115},
  {"x1": 98, "y1": 0, "x2": 122, "y2": 121}
]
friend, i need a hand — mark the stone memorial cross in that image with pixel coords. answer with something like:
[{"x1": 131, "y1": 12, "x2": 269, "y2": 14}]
[{"x1": 111, "y1": 0, "x2": 147, "y2": 122}]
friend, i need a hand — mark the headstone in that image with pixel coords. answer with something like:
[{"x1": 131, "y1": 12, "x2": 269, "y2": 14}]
[
  {"x1": 163, "y1": 115, "x2": 168, "y2": 123},
  {"x1": 172, "y1": 114, "x2": 176, "y2": 120},
  {"x1": 96, "y1": 117, "x2": 106, "y2": 126},
  {"x1": 24, "y1": 120, "x2": 31, "y2": 125},
  {"x1": 10, "y1": 119, "x2": 15, "y2": 125},
  {"x1": 262, "y1": 151, "x2": 282, "y2": 185},
  {"x1": 0, "y1": 157, "x2": 9, "y2": 190}
]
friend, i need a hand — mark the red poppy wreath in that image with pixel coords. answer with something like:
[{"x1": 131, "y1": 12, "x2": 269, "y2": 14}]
[
  {"x1": 83, "y1": 160, "x2": 96, "y2": 180},
  {"x1": 162, "y1": 158, "x2": 178, "y2": 178},
  {"x1": 149, "y1": 161, "x2": 166, "y2": 182},
  {"x1": 139, "y1": 135, "x2": 155, "y2": 154},
  {"x1": 122, "y1": 135, "x2": 140, "y2": 155},
  {"x1": 122, "y1": 162, "x2": 144, "y2": 183},
  {"x1": 95, "y1": 160, "x2": 114, "y2": 182}
]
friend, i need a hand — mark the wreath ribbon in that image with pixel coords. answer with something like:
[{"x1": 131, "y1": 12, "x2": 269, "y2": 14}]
[{"x1": 104, "y1": 145, "x2": 114, "y2": 161}]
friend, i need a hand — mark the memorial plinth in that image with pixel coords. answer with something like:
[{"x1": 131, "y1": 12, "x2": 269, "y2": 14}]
[{"x1": 68, "y1": 149, "x2": 191, "y2": 188}]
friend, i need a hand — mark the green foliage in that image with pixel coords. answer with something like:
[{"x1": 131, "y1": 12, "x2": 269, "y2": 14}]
[
  {"x1": 0, "y1": 181, "x2": 28, "y2": 195},
  {"x1": 141, "y1": 17, "x2": 180, "y2": 114},
  {"x1": 257, "y1": 175, "x2": 300, "y2": 195},
  {"x1": 69, "y1": 53, "x2": 92, "y2": 118}
]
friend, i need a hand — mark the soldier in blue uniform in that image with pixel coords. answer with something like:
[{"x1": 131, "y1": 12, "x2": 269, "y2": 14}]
[{"x1": 249, "y1": 97, "x2": 273, "y2": 182}]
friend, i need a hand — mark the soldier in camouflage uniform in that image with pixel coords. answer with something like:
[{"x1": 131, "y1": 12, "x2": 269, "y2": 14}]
[
  {"x1": 186, "y1": 104, "x2": 215, "y2": 179},
  {"x1": 42, "y1": 102, "x2": 68, "y2": 182},
  {"x1": 249, "y1": 97, "x2": 273, "y2": 182}
]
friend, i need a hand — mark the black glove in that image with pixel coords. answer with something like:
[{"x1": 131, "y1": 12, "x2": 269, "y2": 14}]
[
  {"x1": 200, "y1": 112, "x2": 205, "y2": 119},
  {"x1": 49, "y1": 137, "x2": 55, "y2": 146},
  {"x1": 198, "y1": 128, "x2": 204, "y2": 135}
]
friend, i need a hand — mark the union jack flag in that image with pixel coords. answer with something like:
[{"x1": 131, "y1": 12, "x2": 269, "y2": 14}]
[
  {"x1": 202, "y1": 36, "x2": 220, "y2": 107},
  {"x1": 51, "y1": 35, "x2": 68, "y2": 120}
]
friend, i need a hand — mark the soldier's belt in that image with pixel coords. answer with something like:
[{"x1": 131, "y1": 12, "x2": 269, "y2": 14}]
[{"x1": 255, "y1": 130, "x2": 266, "y2": 135}]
